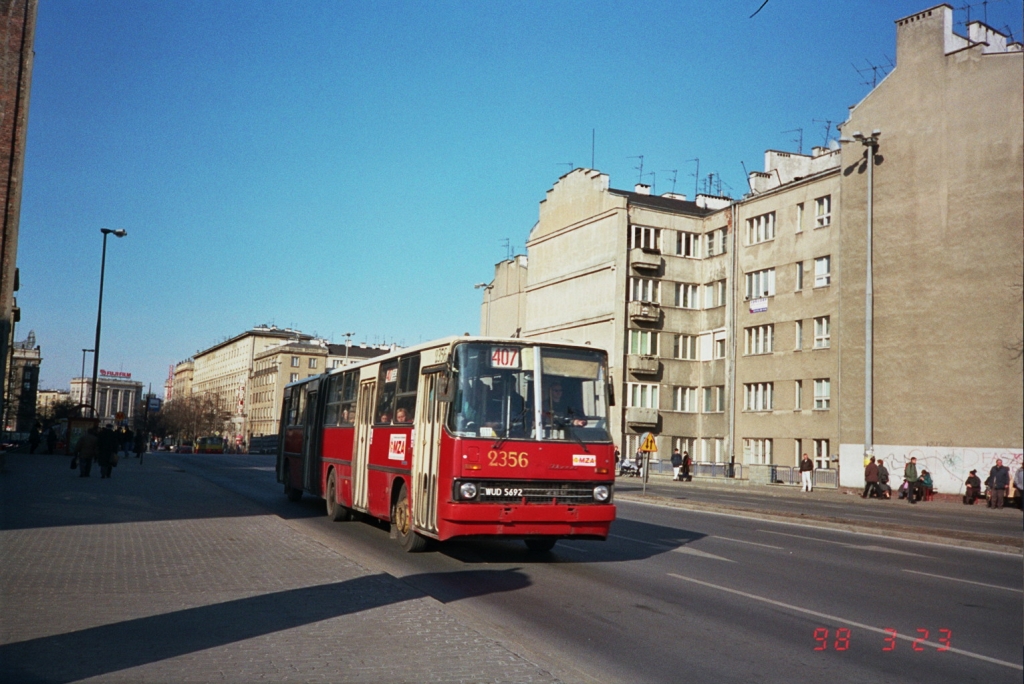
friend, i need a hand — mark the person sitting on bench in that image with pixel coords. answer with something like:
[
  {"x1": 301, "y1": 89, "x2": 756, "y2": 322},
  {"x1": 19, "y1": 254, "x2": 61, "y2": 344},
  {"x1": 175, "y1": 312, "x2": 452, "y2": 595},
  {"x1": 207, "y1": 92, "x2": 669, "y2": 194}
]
[{"x1": 963, "y1": 469, "x2": 982, "y2": 505}]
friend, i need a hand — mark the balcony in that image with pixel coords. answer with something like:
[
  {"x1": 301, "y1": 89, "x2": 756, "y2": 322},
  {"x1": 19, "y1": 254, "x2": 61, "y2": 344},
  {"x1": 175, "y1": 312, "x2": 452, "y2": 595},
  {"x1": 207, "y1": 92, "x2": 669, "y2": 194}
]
[
  {"x1": 627, "y1": 354, "x2": 660, "y2": 376},
  {"x1": 625, "y1": 407, "x2": 659, "y2": 427},
  {"x1": 629, "y1": 248, "x2": 662, "y2": 272},
  {"x1": 628, "y1": 300, "x2": 661, "y2": 323}
]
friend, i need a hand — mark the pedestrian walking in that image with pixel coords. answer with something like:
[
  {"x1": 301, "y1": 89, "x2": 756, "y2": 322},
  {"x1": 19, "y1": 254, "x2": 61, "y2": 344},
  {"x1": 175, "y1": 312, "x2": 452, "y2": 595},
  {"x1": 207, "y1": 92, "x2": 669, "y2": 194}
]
[
  {"x1": 986, "y1": 459, "x2": 1010, "y2": 509},
  {"x1": 45, "y1": 425, "x2": 57, "y2": 455},
  {"x1": 904, "y1": 457, "x2": 919, "y2": 503},
  {"x1": 635, "y1": 450, "x2": 643, "y2": 479},
  {"x1": 74, "y1": 427, "x2": 100, "y2": 477},
  {"x1": 97, "y1": 424, "x2": 118, "y2": 479},
  {"x1": 876, "y1": 459, "x2": 891, "y2": 498},
  {"x1": 28, "y1": 423, "x2": 42, "y2": 454},
  {"x1": 862, "y1": 457, "x2": 879, "y2": 498},
  {"x1": 799, "y1": 453, "x2": 814, "y2": 492},
  {"x1": 681, "y1": 451, "x2": 692, "y2": 482},
  {"x1": 134, "y1": 431, "x2": 147, "y2": 462},
  {"x1": 670, "y1": 448, "x2": 683, "y2": 481}
]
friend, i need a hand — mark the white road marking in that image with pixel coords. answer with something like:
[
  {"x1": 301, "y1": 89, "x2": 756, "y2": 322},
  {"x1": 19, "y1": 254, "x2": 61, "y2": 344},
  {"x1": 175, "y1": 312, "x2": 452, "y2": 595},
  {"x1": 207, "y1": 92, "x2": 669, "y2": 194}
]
[
  {"x1": 758, "y1": 529, "x2": 928, "y2": 557},
  {"x1": 667, "y1": 573, "x2": 1022, "y2": 671},
  {"x1": 609, "y1": 533, "x2": 671, "y2": 548},
  {"x1": 559, "y1": 544, "x2": 590, "y2": 553},
  {"x1": 902, "y1": 569, "x2": 1023, "y2": 593},
  {"x1": 672, "y1": 547, "x2": 735, "y2": 562},
  {"x1": 713, "y1": 536, "x2": 784, "y2": 550}
]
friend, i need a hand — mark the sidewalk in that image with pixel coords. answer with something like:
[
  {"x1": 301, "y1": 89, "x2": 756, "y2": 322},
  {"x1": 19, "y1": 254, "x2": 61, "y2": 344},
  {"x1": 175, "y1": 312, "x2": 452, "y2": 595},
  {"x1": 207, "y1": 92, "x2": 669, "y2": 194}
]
[
  {"x1": 0, "y1": 452, "x2": 562, "y2": 684},
  {"x1": 615, "y1": 471, "x2": 1023, "y2": 554}
]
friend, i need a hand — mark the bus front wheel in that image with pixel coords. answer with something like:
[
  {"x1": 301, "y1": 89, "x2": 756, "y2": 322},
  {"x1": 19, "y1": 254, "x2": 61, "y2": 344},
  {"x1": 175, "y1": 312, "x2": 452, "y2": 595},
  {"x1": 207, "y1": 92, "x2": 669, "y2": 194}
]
[
  {"x1": 325, "y1": 471, "x2": 351, "y2": 521},
  {"x1": 525, "y1": 538, "x2": 557, "y2": 553},
  {"x1": 392, "y1": 483, "x2": 427, "y2": 552}
]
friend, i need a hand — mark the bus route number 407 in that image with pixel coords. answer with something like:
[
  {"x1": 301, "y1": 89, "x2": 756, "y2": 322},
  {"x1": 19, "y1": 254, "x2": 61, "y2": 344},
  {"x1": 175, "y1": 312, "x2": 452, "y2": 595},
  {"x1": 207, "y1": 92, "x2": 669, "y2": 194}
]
[{"x1": 490, "y1": 347, "x2": 520, "y2": 369}]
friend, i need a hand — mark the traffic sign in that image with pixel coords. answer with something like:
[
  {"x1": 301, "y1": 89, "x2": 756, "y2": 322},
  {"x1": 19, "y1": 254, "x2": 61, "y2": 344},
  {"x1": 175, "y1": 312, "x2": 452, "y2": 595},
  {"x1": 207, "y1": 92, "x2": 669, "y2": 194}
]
[{"x1": 639, "y1": 432, "x2": 658, "y2": 453}]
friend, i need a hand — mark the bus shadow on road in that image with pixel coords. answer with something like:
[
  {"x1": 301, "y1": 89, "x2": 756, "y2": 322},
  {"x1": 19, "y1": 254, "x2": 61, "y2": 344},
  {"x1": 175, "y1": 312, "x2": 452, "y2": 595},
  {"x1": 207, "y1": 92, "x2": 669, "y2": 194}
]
[
  {"x1": 434, "y1": 518, "x2": 706, "y2": 564},
  {"x1": 0, "y1": 569, "x2": 531, "y2": 684}
]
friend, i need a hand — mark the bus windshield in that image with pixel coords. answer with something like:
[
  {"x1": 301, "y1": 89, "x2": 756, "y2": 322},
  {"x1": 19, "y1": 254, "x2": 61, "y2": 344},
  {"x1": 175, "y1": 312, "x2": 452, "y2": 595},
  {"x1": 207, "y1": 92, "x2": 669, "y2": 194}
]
[{"x1": 447, "y1": 343, "x2": 610, "y2": 443}]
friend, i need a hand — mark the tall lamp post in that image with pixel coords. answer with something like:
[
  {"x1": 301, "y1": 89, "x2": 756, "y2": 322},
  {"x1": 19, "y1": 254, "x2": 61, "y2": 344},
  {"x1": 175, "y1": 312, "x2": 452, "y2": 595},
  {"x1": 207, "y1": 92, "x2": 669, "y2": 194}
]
[
  {"x1": 90, "y1": 228, "x2": 127, "y2": 419},
  {"x1": 474, "y1": 282, "x2": 493, "y2": 336},
  {"x1": 80, "y1": 348, "x2": 94, "y2": 407},
  {"x1": 840, "y1": 130, "x2": 881, "y2": 460}
]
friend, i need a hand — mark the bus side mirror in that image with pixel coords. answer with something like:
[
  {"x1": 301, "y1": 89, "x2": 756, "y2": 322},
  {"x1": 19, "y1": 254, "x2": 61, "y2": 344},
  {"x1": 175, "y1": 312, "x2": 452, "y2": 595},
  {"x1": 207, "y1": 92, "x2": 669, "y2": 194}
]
[{"x1": 436, "y1": 373, "x2": 455, "y2": 403}]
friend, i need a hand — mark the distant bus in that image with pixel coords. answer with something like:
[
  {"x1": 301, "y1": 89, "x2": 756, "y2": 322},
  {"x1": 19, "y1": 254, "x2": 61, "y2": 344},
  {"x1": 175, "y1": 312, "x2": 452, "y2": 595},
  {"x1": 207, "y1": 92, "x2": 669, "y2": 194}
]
[
  {"x1": 196, "y1": 436, "x2": 225, "y2": 454},
  {"x1": 278, "y1": 335, "x2": 617, "y2": 552}
]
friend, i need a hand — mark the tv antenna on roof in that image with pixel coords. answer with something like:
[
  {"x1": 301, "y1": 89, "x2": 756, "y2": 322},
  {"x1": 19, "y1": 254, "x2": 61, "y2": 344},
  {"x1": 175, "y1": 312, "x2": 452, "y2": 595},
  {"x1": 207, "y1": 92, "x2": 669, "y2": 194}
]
[
  {"x1": 662, "y1": 169, "x2": 678, "y2": 194},
  {"x1": 628, "y1": 155, "x2": 645, "y2": 184},
  {"x1": 643, "y1": 170, "x2": 656, "y2": 194},
  {"x1": 501, "y1": 238, "x2": 513, "y2": 261},
  {"x1": 686, "y1": 158, "x2": 699, "y2": 197},
  {"x1": 812, "y1": 119, "x2": 835, "y2": 147},
  {"x1": 556, "y1": 162, "x2": 574, "y2": 174},
  {"x1": 782, "y1": 128, "x2": 804, "y2": 155},
  {"x1": 852, "y1": 59, "x2": 891, "y2": 89}
]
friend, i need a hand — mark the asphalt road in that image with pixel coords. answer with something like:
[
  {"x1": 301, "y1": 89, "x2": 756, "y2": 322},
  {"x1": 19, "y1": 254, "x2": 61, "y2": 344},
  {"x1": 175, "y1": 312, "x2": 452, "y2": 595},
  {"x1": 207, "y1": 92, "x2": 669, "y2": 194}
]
[{"x1": 168, "y1": 453, "x2": 1023, "y2": 684}]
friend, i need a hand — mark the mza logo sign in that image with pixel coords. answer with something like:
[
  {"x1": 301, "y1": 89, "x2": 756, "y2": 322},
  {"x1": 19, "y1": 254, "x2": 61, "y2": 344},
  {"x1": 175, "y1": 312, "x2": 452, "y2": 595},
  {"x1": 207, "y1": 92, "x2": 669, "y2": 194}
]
[{"x1": 388, "y1": 434, "x2": 407, "y2": 461}]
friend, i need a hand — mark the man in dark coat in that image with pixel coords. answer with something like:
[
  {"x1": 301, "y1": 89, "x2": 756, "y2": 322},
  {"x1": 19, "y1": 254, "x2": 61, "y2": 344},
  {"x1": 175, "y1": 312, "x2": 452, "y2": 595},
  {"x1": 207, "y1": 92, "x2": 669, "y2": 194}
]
[
  {"x1": 75, "y1": 427, "x2": 100, "y2": 477},
  {"x1": 97, "y1": 425, "x2": 118, "y2": 479},
  {"x1": 964, "y1": 470, "x2": 982, "y2": 505},
  {"x1": 876, "y1": 459, "x2": 891, "y2": 498},
  {"x1": 670, "y1": 449, "x2": 683, "y2": 481},
  {"x1": 987, "y1": 459, "x2": 1011, "y2": 509},
  {"x1": 681, "y1": 451, "x2": 692, "y2": 482},
  {"x1": 862, "y1": 457, "x2": 879, "y2": 498}
]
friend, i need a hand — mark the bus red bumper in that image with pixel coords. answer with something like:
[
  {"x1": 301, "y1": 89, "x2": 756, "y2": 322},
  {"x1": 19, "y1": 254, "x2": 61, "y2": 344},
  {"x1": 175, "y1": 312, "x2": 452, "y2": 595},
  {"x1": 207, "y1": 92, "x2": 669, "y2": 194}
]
[{"x1": 435, "y1": 502, "x2": 616, "y2": 541}]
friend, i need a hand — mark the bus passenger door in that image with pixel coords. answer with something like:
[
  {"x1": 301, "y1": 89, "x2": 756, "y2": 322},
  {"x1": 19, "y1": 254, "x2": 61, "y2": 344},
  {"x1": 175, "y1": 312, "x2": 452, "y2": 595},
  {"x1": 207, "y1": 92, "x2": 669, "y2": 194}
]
[
  {"x1": 352, "y1": 380, "x2": 374, "y2": 511},
  {"x1": 302, "y1": 389, "x2": 321, "y2": 495},
  {"x1": 412, "y1": 372, "x2": 443, "y2": 534}
]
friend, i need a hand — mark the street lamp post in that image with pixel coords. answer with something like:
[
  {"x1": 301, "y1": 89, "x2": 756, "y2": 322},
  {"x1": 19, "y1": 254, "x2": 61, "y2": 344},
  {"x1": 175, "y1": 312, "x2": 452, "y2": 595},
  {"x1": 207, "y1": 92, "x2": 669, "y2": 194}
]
[
  {"x1": 90, "y1": 228, "x2": 127, "y2": 420},
  {"x1": 80, "y1": 348, "x2": 93, "y2": 407},
  {"x1": 840, "y1": 130, "x2": 881, "y2": 460},
  {"x1": 474, "y1": 282, "x2": 493, "y2": 336}
]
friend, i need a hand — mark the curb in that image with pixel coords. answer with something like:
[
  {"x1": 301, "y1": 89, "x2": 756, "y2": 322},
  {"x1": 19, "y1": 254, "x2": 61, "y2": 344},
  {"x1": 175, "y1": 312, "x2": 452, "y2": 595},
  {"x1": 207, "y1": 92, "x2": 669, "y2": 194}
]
[{"x1": 615, "y1": 492, "x2": 1023, "y2": 555}]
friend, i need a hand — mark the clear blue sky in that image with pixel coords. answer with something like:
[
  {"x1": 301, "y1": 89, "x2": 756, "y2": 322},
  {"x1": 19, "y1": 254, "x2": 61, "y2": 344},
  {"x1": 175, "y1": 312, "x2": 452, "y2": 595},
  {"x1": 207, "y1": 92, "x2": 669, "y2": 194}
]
[{"x1": 18, "y1": 0, "x2": 1022, "y2": 393}]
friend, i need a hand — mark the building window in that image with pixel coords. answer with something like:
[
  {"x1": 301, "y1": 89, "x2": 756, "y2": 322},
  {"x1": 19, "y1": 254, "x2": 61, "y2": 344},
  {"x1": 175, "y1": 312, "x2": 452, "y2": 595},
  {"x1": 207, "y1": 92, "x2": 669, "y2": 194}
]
[
  {"x1": 795, "y1": 320, "x2": 803, "y2": 350},
  {"x1": 677, "y1": 231, "x2": 700, "y2": 257},
  {"x1": 744, "y1": 382, "x2": 774, "y2": 411},
  {"x1": 744, "y1": 438, "x2": 773, "y2": 464},
  {"x1": 814, "y1": 256, "x2": 831, "y2": 287},
  {"x1": 796, "y1": 261, "x2": 804, "y2": 290},
  {"x1": 814, "y1": 439, "x2": 830, "y2": 469},
  {"x1": 796, "y1": 202, "x2": 804, "y2": 233},
  {"x1": 289, "y1": 373, "x2": 299, "y2": 383},
  {"x1": 629, "y1": 330, "x2": 658, "y2": 355},
  {"x1": 713, "y1": 331, "x2": 726, "y2": 359},
  {"x1": 814, "y1": 378, "x2": 831, "y2": 410},
  {"x1": 630, "y1": 277, "x2": 659, "y2": 303},
  {"x1": 308, "y1": 358, "x2": 318, "y2": 369},
  {"x1": 291, "y1": 356, "x2": 300, "y2": 367},
  {"x1": 815, "y1": 195, "x2": 831, "y2": 227},
  {"x1": 672, "y1": 386, "x2": 697, "y2": 412},
  {"x1": 703, "y1": 386, "x2": 725, "y2": 413},
  {"x1": 744, "y1": 324, "x2": 774, "y2": 355},
  {"x1": 631, "y1": 225, "x2": 661, "y2": 252},
  {"x1": 673, "y1": 334, "x2": 698, "y2": 360},
  {"x1": 675, "y1": 282, "x2": 700, "y2": 309},
  {"x1": 814, "y1": 316, "x2": 831, "y2": 348},
  {"x1": 794, "y1": 380, "x2": 803, "y2": 410},
  {"x1": 744, "y1": 268, "x2": 775, "y2": 299},
  {"x1": 706, "y1": 227, "x2": 728, "y2": 256},
  {"x1": 673, "y1": 437, "x2": 696, "y2": 459},
  {"x1": 703, "y1": 437, "x2": 724, "y2": 462},
  {"x1": 745, "y1": 211, "x2": 776, "y2": 245},
  {"x1": 704, "y1": 279, "x2": 726, "y2": 308},
  {"x1": 627, "y1": 383, "x2": 660, "y2": 409}
]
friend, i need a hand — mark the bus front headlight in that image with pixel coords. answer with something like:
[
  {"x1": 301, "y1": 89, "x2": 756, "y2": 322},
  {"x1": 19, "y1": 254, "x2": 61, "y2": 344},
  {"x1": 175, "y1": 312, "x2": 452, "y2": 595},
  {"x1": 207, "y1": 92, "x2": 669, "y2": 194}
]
[
  {"x1": 593, "y1": 485, "x2": 611, "y2": 502},
  {"x1": 459, "y1": 482, "x2": 478, "y2": 500}
]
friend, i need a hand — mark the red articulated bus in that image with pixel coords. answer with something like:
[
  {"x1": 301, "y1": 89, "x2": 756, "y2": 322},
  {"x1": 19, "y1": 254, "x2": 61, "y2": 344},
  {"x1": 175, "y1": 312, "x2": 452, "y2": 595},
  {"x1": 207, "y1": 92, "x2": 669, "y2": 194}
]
[{"x1": 277, "y1": 336, "x2": 617, "y2": 552}]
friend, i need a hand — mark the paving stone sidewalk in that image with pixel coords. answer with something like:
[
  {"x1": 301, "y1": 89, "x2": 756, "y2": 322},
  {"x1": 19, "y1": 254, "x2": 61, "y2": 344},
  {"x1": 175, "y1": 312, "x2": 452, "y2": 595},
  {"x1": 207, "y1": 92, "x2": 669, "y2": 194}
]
[{"x1": 0, "y1": 452, "x2": 561, "y2": 684}]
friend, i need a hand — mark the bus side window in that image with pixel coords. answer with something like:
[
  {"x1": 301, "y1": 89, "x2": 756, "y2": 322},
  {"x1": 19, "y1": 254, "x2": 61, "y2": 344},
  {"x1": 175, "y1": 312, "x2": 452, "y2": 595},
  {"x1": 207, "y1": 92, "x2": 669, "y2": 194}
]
[
  {"x1": 339, "y1": 372, "x2": 357, "y2": 426},
  {"x1": 376, "y1": 361, "x2": 398, "y2": 424},
  {"x1": 394, "y1": 355, "x2": 420, "y2": 423},
  {"x1": 324, "y1": 375, "x2": 342, "y2": 426},
  {"x1": 294, "y1": 386, "x2": 307, "y2": 426}
]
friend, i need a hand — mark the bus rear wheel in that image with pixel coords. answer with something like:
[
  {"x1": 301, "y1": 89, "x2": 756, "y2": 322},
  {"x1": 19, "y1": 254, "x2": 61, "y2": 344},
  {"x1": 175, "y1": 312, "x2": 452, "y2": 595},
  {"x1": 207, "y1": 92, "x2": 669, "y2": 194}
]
[
  {"x1": 392, "y1": 483, "x2": 427, "y2": 552},
  {"x1": 325, "y1": 471, "x2": 351, "y2": 521},
  {"x1": 283, "y1": 462, "x2": 302, "y2": 502},
  {"x1": 524, "y1": 538, "x2": 557, "y2": 553}
]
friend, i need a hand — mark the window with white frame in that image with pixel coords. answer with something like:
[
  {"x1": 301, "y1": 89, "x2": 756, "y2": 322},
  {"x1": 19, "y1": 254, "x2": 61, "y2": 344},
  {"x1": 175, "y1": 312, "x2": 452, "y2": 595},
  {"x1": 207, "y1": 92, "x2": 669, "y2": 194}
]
[
  {"x1": 814, "y1": 256, "x2": 831, "y2": 287},
  {"x1": 744, "y1": 438, "x2": 773, "y2": 464},
  {"x1": 745, "y1": 268, "x2": 775, "y2": 299},
  {"x1": 745, "y1": 211, "x2": 776, "y2": 245},
  {"x1": 631, "y1": 225, "x2": 661, "y2": 251},
  {"x1": 630, "y1": 277, "x2": 659, "y2": 302},
  {"x1": 713, "y1": 331, "x2": 726, "y2": 359},
  {"x1": 628, "y1": 382, "x2": 660, "y2": 409},
  {"x1": 794, "y1": 380, "x2": 803, "y2": 410},
  {"x1": 813, "y1": 316, "x2": 831, "y2": 348},
  {"x1": 815, "y1": 195, "x2": 831, "y2": 227},
  {"x1": 629, "y1": 329, "x2": 658, "y2": 355},
  {"x1": 675, "y1": 282, "x2": 700, "y2": 309},
  {"x1": 795, "y1": 202, "x2": 804, "y2": 233},
  {"x1": 291, "y1": 356, "x2": 300, "y2": 367},
  {"x1": 672, "y1": 386, "x2": 697, "y2": 412},
  {"x1": 672, "y1": 436, "x2": 696, "y2": 458},
  {"x1": 814, "y1": 439, "x2": 830, "y2": 468},
  {"x1": 703, "y1": 437, "x2": 724, "y2": 463},
  {"x1": 744, "y1": 324, "x2": 774, "y2": 355},
  {"x1": 796, "y1": 261, "x2": 804, "y2": 290},
  {"x1": 308, "y1": 358, "x2": 318, "y2": 369},
  {"x1": 706, "y1": 228, "x2": 729, "y2": 257},
  {"x1": 703, "y1": 385, "x2": 725, "y2": 413},
  {"x1": 704, "y1": 279, "x2": 727, "y2": 308},
  {"x1": 673, "y1": 334, "x2": 698, "y2": 360},
  {"x1": 744, "y1": 382, "x2": 774, "y2": 411},
  {"x1": 814, "y1": 378, "x2": 831, "y2": 410},
  {"x1": 795, "y1": 320, "x2": 803, "y2": 350},
  {"x1": 677, "y1": 231, "x2": 700, "y2": 257},
  {"x1": 289, "y1": 373, "x2": 299, "y2": 383}
]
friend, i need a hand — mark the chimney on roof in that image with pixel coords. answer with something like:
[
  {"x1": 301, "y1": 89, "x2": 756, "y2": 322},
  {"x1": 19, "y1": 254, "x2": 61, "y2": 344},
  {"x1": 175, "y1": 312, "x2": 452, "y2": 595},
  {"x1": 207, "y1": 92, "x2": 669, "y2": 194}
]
[{"x1": 634, "y1": 184, "x2": 651, "y2": 195}]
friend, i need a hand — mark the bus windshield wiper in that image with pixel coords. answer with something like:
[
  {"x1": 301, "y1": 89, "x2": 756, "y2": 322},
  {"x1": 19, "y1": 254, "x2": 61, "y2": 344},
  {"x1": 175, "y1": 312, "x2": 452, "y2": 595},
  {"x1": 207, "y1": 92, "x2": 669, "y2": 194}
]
[{"x1": 564, "y1": 410, "x2": 589, "y2": 453}]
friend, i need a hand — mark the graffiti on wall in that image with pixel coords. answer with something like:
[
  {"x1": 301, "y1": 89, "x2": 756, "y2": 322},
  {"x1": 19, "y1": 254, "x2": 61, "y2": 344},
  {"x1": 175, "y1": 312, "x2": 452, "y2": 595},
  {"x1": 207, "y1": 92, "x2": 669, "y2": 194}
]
[{"x1": 839, "y1": 444, "x2": 1023, "y2": 494}]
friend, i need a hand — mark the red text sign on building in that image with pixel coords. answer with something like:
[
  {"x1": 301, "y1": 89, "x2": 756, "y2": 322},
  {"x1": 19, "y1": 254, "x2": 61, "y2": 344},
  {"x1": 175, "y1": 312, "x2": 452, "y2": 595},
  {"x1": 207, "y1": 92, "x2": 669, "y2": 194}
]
[{"x1": 100, "y1": 370, "x2": 132, "y2": 379}]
